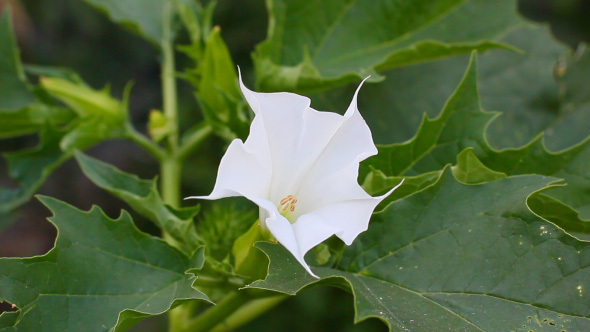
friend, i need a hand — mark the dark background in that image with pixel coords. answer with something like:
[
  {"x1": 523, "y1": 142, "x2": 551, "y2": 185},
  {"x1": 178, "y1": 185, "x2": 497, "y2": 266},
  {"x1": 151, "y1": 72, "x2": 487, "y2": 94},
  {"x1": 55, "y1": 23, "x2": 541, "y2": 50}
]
[{"x1": 1, "y1": 0, "x2": 589, "y2": 330}]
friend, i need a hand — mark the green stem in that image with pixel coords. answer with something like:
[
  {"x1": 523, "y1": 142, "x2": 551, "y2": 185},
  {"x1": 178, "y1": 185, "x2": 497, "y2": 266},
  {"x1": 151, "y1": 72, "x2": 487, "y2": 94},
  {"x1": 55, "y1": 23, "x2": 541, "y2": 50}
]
[
  {"x1": 192, "y1": 274, "x2": 245, "y2": 289},
  {"x1": 178, "y1": 124, "x2": 214, "y2": 161},
  {"x1": 208, "y1": 295, "x2": 287, "y2": 332},
  {"x1": 159, "y1": 0, "x2": 181, "y2": 209},
  {"x1": 184, "y1": 292, "x2": 249, "y2": 332},
  {"x1": 178, "y1": 291, "x2": 287, "y2": 332},
  {"x1": 159, "y1": 1, "x2": 187, "y2": 331},
  {"x1": 125, "y1": 125, "x2": 166, "y2": 161}
]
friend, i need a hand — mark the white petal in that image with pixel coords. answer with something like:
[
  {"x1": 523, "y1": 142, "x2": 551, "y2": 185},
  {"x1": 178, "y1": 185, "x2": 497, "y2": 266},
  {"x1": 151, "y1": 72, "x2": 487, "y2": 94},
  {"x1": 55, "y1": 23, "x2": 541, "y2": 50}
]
[
  {"x1": 226, "y1": 190, "x2": 317, "y2": 278},
  {"x1": 265, "y1": 215, "x2": 321, "y2": 278},
  {"x1": 299, "y1": 179, "x2": 403, "y2": 246},
  {"x1": 295, "y1": 79, "x2": 378, "y2": 212},
  {"x1": 238, "y1": 74, "x2": 346, "y2": 203},
  {"x1": 185, "y1": 112, "x2": 271, "y2": 201}
]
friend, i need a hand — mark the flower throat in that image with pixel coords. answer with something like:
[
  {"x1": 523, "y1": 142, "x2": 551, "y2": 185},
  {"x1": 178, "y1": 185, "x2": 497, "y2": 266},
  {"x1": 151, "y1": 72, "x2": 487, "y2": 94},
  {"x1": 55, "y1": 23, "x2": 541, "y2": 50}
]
[{"x1": 279, "y1": 194, "x2": 297, "y2": 222}]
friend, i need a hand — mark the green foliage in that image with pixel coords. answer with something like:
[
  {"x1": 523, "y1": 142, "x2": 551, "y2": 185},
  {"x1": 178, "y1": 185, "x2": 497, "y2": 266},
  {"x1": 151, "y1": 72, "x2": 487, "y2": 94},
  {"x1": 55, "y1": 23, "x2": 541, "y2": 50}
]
[
  {"x1": 80, "y1": 0, "x2": 166, "y2": 45},
  {"x1": 2, "y1": 1, "x2": 590, "y2": 331},
  {"x1": 450, "y1": 148, "x2": 506, "y2": 184},
  {"x1": 0, "y1": 76, "x2": 134, "y2": 214},
  {"x1": 231, "y1": 220, "x2": 269, "y2": 280},
  {"x1": 0, "y1": 128, "x2": 70, "y2": 214},
  {"x1": 75, "y1": 152, "x2": 201, "y2": 254},
  {"x1": 197, "y1": 200, "x2": 256, "y2": 261},
  {"x1": 181, "y1": 26, "x2": 250, "y2": 140},
  {"x1": 251, "y1": 169, "x2": 590, "y2": 331},
  {"x1": 0, "y1": 9, "x2": 34, "y2": 109},
  {"x1": 364, "y1": 53, "x2": 590, "y2": 233},
  {"x1": 0, "y1": 197, "x2": 209, "y2": 331},
  {"x1": 254, "y1": 0, "x2": 522, "y2": 93}
]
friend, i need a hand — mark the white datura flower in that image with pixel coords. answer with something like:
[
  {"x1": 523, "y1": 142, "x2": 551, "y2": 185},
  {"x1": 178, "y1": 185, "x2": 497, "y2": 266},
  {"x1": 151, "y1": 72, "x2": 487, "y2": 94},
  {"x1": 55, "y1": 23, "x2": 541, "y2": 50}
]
[{"x1": 186, "y1": 75, "x2": 403, "y2": 278}]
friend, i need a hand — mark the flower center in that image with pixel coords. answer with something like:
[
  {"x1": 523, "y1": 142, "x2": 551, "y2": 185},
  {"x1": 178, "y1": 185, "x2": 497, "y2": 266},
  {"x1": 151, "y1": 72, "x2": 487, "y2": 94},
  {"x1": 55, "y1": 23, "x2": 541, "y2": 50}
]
[{"x1": 279, "y1": 194, "x2": 298, "y2": 222}]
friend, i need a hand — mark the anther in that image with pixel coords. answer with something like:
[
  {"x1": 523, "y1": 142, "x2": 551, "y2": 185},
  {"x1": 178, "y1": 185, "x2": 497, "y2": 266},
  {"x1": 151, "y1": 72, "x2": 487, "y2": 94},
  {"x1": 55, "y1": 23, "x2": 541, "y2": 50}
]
[
  {"x1": 279, "y1": 195, "x2": 297, "y2": 213},
  {"x1": 280, "y1": 195, "x2": 294, "y2": 205}
]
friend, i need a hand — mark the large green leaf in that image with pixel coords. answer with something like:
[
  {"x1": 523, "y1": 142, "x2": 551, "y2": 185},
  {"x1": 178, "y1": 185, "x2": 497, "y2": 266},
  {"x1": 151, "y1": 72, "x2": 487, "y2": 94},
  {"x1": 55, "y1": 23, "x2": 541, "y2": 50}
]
[
  {"x1": 254, "y1": 0, "x2": 522, "y2": 93},
  {"x1": 365, "y1": 52, "x2": 590, "y2": 224},
  {"x1": 0, "y1": 197, "x2": 208, "y2": 331},
  {"x1": 313, "y1": 25, "x2": 578, "y2": 148},
  {"x1": 0, "y1": 8, "x2": 34, "y2": 110},
  {"x1": 250, "y1": 169, "x2": 590, "y2": 331},
  {"x1": 75, "y1": 152, "x2": 200, "y2": 254},
  {"x1": 81, "y1": 0, "x2": 166, "y2": 45}
]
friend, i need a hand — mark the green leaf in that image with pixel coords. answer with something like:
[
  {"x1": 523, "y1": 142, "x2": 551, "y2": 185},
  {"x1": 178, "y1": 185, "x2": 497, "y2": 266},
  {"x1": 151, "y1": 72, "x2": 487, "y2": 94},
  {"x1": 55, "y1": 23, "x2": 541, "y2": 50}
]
[
  {"x1": 450, "y1": 148, "x2": 506, "y2": 184},
  {"x1": 312, "y1": 25, "x2": 574, "y2": 147},
  {"x1": 232, "y1": 220, "x2": 268, "y2": 280},
  {"x1": 546, "y1": 45, "x2": 590, "y2": 150},
  {"x1": 24, "y1": 64, "x2": 85, "y2": 83},
  {"x1": 527, "y1": 193, "x2": 590, "y2": 240},
  {"x1": 183, "y1": 27, "x2": 250, "y2": 140},
  {"x1": 0, "y1": 79, "x2": 135, "y2": 213},
  {"x1": 0, "y1": 196, "x2": 209, "y2": 331},
  {"x1": 0, "y1": 311, "x2": 19, "y2": 331},
  {"x1": 250, "y1": 170, "x2": 590, "y2": 331},
  {"x1": 40, "y1": 77, "x2": 131, "y2": 151},
  {"x1": 362, "y1": 52, "x2": 491, "y2": 178},
  {"x1": 40, "y1": 77, "x2": 125, "y2": 119},
  {"x1": 59, "y1": 116, "x2": 128, "y2": 152},
  {"x1": 0, "y1": 102, "x2": 74, "y2": 139},
  {"x1": 75, "y1": 152, "x2": 200, "y2": 254},
  {"x1": 0, "y1": 8, "x2": 35, "y2": 110},
  {"x1": 0, "y1": 128, "x2": 70, "y2": 214},
  {"x1": 255, "y1": 0, "x2": 522, "y2": 93},
  {"x1": 365, "y1": 51, "x2": 590, "y2": 227},
  {"x1": 364, "y1": 148, "x2": 507, "y2": 212},
  {"x1": 362, "y1": 170, "x2": 440, "y2": 212},
  {"x1": 81, "y1": 0, "x2": 166, "y2": 45}
]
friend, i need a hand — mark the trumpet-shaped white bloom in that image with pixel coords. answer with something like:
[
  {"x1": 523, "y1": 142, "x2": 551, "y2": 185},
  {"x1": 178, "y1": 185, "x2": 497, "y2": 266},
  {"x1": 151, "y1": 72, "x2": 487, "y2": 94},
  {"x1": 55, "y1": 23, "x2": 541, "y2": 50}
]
[{"x1": 186, "y1": 75, "x2": 402, "y2": 278}]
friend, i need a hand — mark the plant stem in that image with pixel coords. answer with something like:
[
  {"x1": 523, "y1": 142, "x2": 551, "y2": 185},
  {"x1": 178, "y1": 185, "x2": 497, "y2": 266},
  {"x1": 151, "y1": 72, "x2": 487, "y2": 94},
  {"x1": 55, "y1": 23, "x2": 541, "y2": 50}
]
[
  {"x1": 159, "y1": 1, "x2": 188, "y2": 331},
  {"x1": 125, "y1": 125, "x2": 166, "y2": 161},
  {"x1": 180, "y1": 291, "x2": 287, "y2": 332},
  {"x1": 160, "y1": 0, "x2": 181, "y2": 209},
  {"x1": 182, "y1": 292, "x2": 250, "y2": 332},
  {"x1": 208, "y1": 295, "x2": 287, "y2": 332},
  {"x1": 178, "y1": 124, "x2": 214, "y2": 161}
]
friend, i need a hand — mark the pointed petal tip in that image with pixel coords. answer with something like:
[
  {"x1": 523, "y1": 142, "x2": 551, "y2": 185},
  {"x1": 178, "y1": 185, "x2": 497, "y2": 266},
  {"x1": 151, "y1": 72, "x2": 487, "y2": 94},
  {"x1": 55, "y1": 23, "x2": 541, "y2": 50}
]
[
  {"x1": 184, "y1": 195, "x2": 217, "y2": 201},
  {"x1": 345, "y1": 76, "x2": 370, "y2": 118},
  {"x1": 380, "y1": 178, "x2": 405, "y2": 199},
  {"x1": 304, "y1": 265, "x2": 320, "y2": 279}
]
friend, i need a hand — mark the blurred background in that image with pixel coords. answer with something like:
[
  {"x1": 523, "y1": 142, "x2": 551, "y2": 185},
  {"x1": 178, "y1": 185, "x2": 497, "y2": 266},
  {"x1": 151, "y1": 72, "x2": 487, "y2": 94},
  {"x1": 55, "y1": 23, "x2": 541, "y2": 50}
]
[{"x1": 0, "y1": 0, "x2": 589, "y2": 330}]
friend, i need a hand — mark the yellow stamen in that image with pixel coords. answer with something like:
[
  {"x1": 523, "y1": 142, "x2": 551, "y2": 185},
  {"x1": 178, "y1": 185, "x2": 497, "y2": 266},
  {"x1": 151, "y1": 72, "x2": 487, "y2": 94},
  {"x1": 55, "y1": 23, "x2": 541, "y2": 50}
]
[{"x1": 279, "y1": 195, "x2": 297, "y2": 213}]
